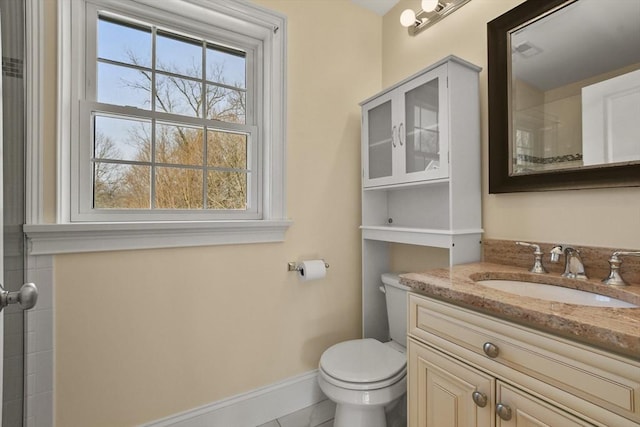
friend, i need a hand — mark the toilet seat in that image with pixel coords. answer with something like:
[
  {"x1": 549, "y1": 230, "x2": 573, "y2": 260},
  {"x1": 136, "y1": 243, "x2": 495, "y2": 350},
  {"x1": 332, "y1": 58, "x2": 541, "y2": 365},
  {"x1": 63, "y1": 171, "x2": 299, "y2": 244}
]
[{"x1": 319, "y1": 338, "x2": 406, "y2": 391}]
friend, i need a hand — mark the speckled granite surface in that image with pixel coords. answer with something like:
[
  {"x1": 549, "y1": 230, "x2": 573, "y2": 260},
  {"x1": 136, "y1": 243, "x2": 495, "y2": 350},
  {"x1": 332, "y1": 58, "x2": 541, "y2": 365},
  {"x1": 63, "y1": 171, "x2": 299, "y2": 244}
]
[{"x1": 401, "y1": 263, "x2": 640, "y2": 360}]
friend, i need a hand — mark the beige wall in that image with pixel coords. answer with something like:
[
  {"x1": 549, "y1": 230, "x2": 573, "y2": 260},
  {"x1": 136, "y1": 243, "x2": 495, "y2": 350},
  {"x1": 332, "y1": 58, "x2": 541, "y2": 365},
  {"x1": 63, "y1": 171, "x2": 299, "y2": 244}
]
[
  {"x1": 49, "y1": 1, "x2": 382, "y2": 425},
  {"x1": 383, "y1": 0, "x2": 640, "y2": 249},
  {"x1": 46, "y1": 0, "x2": 640, "y2": 425}
]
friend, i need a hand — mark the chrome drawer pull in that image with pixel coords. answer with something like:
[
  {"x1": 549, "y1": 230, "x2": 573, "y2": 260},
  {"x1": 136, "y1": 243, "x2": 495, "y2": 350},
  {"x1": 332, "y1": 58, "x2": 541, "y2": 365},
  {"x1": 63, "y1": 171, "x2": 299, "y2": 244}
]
[
  {"x1": 472, "y1": 391, "x2": 487, "y2": 407},
  {"x1": 483, "y1": 342, "x2": 499, "y2": 358},
  {"x1": 496, "y1": 403, "x2": 512, "y2": 420}
]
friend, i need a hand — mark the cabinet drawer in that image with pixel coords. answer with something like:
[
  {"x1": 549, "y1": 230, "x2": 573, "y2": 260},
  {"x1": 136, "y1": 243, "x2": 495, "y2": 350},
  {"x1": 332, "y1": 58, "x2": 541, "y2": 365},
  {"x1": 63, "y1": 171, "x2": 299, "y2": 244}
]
[{"x1": 409, "y1": 293, "x2": 640, "y2": 421}]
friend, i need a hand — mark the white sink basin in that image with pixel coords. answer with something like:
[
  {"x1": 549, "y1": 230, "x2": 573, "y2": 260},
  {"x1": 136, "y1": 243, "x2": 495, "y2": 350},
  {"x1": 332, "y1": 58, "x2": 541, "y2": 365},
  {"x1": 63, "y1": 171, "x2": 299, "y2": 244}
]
[{"x1": 476, "y1": 280, "x2": 638, "y2": 308}]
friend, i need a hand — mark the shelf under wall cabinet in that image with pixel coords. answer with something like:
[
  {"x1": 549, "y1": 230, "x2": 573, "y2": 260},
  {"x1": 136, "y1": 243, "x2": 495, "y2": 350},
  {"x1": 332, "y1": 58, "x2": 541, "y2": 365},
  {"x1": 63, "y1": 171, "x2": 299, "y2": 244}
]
[{"x1": 360, "y1": 225, "x2": 483, "y2": 248}]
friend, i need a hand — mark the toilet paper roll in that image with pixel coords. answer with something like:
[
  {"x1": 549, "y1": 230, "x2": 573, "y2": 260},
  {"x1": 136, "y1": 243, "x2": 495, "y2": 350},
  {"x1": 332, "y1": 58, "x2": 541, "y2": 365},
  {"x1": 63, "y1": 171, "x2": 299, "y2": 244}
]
[{"x1": 298, "y1": 260, "x2": 327, "y2": 282}]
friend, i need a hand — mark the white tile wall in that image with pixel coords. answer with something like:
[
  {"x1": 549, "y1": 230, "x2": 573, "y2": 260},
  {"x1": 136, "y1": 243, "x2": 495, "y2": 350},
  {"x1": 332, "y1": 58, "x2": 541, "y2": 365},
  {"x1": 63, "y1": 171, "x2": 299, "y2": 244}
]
[{"x1": 24, "y1": 254, "x2": 54, "y2": 427}]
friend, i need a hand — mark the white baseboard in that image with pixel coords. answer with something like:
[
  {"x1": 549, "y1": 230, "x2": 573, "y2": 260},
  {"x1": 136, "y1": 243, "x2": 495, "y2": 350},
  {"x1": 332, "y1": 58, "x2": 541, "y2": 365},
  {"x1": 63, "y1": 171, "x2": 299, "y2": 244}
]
[{"x1": 139, "y1": 370, "x2": 326, "y2": 427}]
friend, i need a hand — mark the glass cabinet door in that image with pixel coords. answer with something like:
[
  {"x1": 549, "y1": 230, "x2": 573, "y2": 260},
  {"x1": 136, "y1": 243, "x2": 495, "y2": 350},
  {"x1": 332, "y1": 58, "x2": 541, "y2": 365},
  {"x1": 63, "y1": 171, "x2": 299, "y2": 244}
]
[
  {"x1": 364, "y1": 98, "x2": 394, "y2": 184},
  {"x1": 405, "y1": 79, "x2": 439, "y2": 173},
  {"x1": 400, "y1": 66, "x2": 449, "y2": 182}
]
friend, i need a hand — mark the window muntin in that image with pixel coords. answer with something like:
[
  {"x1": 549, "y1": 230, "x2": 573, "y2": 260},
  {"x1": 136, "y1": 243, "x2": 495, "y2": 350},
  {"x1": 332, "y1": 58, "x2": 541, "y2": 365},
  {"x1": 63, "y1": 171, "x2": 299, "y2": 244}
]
[{"x1": 85, "y1": 11, "x2": 257, "y2": 218}]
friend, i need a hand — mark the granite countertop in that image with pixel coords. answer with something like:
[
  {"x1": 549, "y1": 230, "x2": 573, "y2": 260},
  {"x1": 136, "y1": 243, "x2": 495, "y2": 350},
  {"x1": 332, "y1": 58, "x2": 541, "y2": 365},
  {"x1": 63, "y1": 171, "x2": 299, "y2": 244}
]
[{"x1": 400, "y1": 262, "x2": 640, "y2": 360}]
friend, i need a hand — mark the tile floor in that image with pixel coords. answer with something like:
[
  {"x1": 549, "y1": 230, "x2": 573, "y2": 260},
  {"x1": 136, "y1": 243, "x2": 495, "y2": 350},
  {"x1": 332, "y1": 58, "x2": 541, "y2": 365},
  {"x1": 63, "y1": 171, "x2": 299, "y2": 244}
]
[{"x1": 256, "y1": 399, "x2": 335, "y2": 427}]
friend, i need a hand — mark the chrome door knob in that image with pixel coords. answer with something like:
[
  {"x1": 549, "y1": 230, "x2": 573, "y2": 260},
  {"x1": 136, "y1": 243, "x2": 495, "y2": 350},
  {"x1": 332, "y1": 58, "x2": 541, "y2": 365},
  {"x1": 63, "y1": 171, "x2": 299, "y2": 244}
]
[
  {"x1": 483, "y1": 342, "x2": 499, "y2": 358},
  {"x1": 0, "y1": 283, "x2": 38, "y2": 312},
  {"x1": 496, "y1": 403, "x2": 512, "y2": 421},
  {"x1": 472, "y1": 391, "x2": 487, "y2": 407}
]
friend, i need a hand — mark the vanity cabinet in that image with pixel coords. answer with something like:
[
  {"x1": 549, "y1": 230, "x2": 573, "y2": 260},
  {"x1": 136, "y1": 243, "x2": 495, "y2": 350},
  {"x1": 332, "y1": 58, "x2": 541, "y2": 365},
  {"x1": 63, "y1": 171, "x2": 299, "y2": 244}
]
[
  {"x1": 408, "y1": 293, "x2": 640, "y2": 427},
  {"x1": 408, "y1": 340, "x2": 593, "y2": 427},
  {"x1": 361, "y1": 56, "x2": 483, "y2": 342}
]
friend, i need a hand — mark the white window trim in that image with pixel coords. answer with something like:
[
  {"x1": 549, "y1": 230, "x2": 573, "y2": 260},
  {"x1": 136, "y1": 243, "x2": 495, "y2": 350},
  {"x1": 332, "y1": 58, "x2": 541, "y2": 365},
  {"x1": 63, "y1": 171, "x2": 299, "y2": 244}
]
[{"x1": 24, "y1": 0, "x2": 290, "y2": 254}]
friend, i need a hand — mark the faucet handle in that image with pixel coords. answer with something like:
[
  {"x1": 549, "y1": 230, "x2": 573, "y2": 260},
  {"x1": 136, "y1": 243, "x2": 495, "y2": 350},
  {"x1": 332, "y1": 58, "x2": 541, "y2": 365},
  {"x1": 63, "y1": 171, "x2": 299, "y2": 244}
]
[
  {"x1": 515, "y1": 241, "x2": 548, "y2": 274},
  {"x1": 602, "y1": 251, "x2": 640, "y2": 286}
]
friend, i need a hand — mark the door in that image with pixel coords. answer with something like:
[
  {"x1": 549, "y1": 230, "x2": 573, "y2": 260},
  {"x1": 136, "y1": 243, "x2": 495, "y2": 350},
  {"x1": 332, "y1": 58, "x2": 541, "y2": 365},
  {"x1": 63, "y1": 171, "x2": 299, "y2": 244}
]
[
  {"x1": 398, "y1": 63, "x2": 449, "y2": 184},
  {"x1": 0, "y1": 7, "x2": 5, "y2": 419},
  {"x1": 363, "y1": 91, "x2": 395, "y2": 187},
  {"x1": 582, "y1": 69, "x2": 640, "y2": 166},
  {"x1": 1, "y1": 2, "x2": 38, "y2": 425},
  {"x1": 409, "y1": 339, "x2": 494, "y2": 427}
]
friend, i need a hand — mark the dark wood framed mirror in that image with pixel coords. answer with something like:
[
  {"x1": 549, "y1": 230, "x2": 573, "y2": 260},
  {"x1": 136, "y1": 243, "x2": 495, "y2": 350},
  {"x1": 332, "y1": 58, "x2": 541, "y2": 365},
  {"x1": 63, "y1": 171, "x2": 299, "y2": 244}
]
[{"x1": 487, "y1": 0, "x2": 640, "y2": 193}]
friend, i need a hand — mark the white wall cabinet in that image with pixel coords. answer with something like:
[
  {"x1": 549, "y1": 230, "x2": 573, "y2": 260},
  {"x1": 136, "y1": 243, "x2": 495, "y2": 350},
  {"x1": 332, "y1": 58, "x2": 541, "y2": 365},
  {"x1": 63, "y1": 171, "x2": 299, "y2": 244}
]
[
  {"x1": 360, "y1": 56, "x2": 482, "y2": 341},
  {"x1": 363, "y1": 64, "x2": 449, "y2": 187},
  {"x1": 408, "y1": 293, "x2": 640, "y2": 427}
]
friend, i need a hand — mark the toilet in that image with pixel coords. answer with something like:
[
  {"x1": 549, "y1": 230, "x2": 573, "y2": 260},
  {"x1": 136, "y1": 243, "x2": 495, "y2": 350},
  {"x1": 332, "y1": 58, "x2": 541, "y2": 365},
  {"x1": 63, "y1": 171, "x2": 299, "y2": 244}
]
[{"x1": 318, "y1": 273, "x2": 409, "y2": 427}]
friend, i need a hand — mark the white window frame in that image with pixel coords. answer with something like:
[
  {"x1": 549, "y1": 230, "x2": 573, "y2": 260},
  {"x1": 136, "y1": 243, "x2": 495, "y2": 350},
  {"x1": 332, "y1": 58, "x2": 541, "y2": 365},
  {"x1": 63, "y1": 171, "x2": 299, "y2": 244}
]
[{"x1": 24, "y1": 0, "x2": 290, "y2": 253}]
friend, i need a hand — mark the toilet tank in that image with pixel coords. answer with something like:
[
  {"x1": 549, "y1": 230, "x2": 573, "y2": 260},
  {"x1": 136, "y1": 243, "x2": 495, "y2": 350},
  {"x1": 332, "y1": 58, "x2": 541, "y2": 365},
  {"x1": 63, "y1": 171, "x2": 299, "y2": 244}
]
[{"x1": 381, "y1": 273, "x2": 411, "y2": 348}]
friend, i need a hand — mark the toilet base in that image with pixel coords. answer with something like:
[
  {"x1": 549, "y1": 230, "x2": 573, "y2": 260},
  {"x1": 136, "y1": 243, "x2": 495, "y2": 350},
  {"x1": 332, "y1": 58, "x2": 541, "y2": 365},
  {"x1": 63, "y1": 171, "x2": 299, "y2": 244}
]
[
  {"x1": 317, "y1": 342, "x2": 407, "y2": 427},
  {"x1": 334, "y1": 403, "x2": 386, "y2": 427}
]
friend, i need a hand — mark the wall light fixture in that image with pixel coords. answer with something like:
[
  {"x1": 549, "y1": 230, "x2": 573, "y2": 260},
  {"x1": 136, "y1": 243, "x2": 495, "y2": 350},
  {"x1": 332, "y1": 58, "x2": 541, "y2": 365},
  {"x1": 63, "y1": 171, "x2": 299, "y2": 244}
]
[{"x1": 400, "y1": 0, "x2": 472, "y2": 36}]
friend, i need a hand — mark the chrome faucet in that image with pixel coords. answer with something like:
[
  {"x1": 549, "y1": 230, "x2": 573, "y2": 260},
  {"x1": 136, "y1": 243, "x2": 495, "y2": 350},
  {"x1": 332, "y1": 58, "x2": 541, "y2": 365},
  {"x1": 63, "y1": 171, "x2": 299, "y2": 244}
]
[{"x1": 550, "y1": 245, "x2": 587, "y2": 279}]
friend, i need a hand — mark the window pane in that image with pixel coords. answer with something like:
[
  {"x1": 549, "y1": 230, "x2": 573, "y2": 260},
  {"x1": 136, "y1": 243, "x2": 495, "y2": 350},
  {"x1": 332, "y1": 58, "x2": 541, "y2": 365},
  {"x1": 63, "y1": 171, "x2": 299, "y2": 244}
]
[
  {"x1": 207, "y1": 131, "x2": 247, "y2": 169},
  {"x1": 155, "y1": 167, "x2": 203, "y2": 209},
  {"x1": 207, "y1": 171, "x2": 247, "y2": 210},
  {"x1": 95, "y1": 115, "x2": 151, "y2": 162},
  {"x1": 156, "y1": 124, "x2": 203, "y2": 166},
  {"x1": 94, "y1": 163, "x2": 150, "y2": 209},
  {"x1": 98, "y1": 62, "x2": 151, "y2": 110},
  {"x1": 98, "y1": 17, "x2": 151, "y2": 67},
  {"x1": 156, "y1": 32, "x2": 202, "y2": 79},
  {"x1": 155, "y1": 74, "x2": 203, "y2": 117},
  {"x1": 206, "y1": 85, "x2": 245, "y2": 123},
  {"x1": 207, "y1": 46, "x2": 245, "y2": 89}
]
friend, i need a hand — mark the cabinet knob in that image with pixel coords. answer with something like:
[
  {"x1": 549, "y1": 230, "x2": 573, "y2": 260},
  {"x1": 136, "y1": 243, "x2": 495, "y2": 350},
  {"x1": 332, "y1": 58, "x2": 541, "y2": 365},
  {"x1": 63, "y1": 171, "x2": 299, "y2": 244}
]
[
  {"x1": 483, "y1": 342, "x2": 499, "y2": 358},
  {"x1": 496, "y1": 403, "x2": 513, "y2": 421},
  {"x1": 472, "y1": 391, "x2": 487, "y2": 408}
]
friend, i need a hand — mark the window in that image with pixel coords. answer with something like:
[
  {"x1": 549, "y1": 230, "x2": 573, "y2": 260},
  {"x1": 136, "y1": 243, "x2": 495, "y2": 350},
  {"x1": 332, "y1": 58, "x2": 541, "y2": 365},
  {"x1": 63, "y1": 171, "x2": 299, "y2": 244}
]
[
  {"x1": 24, "y1": 0, "x2": 289, "y2": 253},
  {"x1": 77, "y1": 3, "x2": 262, "y2": 221}
]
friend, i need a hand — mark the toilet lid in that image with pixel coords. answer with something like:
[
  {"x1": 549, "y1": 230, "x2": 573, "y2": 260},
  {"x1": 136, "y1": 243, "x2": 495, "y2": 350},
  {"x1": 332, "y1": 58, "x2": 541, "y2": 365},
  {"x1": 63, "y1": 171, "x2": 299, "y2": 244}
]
[{"x1": 319, "y1": 338, "x2": 406, "y2": 384}]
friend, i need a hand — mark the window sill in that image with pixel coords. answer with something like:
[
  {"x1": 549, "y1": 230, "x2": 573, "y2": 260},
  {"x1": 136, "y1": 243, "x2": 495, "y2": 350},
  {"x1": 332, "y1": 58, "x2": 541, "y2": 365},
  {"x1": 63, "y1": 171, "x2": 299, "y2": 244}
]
[{"x1": 23, "y1": 220, "x2": 292, "y2": 255}]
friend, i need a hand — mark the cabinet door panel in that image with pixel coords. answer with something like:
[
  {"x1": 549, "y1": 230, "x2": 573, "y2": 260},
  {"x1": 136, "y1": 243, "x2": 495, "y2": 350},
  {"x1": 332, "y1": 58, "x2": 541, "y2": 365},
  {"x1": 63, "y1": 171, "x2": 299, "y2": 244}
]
[
  {"x1": 409, "y1": 339, "x2": 493, "y2": 427},
  {"x1": 367, "y1": 100, "x2": 393, "y2": 179},
  {"x1": 496, "y1": 382, "x2": 594, "y2": 427},
  {"x1": 363, "y1": 92, "x2": 396, "y2": 187},
  {"x1": 399, "y1": 65, "x2": 449, "y2": 183}
]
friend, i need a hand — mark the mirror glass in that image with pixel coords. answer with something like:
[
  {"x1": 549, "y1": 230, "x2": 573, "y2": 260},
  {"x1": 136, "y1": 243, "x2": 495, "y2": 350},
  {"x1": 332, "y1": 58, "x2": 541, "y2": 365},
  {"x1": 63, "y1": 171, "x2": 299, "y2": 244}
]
[{"x1": 508, "y1": 0, "x2": 640, "y2": 176}]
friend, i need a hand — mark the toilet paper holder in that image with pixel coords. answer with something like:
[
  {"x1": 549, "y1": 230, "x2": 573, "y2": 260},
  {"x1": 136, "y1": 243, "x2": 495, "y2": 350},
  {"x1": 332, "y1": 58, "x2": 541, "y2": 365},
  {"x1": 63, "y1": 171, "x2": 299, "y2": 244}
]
[{"x1": 288, "y1": 260, "x2": 330, "y2": 272}]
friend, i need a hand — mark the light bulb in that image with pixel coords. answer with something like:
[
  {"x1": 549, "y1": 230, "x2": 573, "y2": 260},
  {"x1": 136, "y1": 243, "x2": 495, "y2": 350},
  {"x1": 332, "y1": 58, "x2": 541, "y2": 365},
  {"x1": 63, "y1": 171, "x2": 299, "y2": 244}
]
[
  {"x1": 400, "y1": 9, "x2": 417, "y2": 27},
  {"x1": 421, "y1": 0, "x2": 438, "y2": 12}
]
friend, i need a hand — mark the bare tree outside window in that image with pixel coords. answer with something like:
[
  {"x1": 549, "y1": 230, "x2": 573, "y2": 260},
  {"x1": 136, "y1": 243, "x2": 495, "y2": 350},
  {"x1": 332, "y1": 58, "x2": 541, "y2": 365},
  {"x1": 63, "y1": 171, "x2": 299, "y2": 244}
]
[{"x1": 93, "y1": 17, "x2": 249, "y2": 211}]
